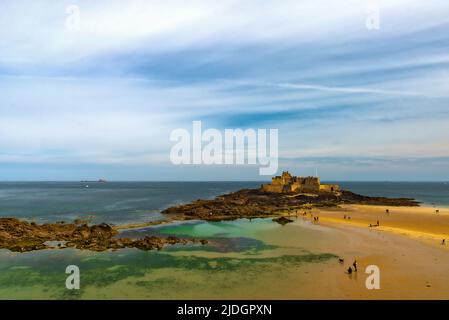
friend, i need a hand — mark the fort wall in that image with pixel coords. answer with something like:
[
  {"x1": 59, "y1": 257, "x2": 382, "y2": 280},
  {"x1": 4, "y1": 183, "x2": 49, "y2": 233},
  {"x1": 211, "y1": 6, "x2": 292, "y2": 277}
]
[{"x1": 261, "y1": 171, "x2": 339, "y2": 194}]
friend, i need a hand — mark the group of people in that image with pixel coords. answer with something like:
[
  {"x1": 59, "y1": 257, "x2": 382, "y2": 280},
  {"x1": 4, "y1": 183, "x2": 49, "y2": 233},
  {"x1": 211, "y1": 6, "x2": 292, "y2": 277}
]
[
  {"x1": 289, "y1": 209, "x2": 316, "y2": 219},
  {"x1": 297, "y1": 210, "x2": 320, "y2": 223},
  {"x1": 346, "y1": 260, "x2": 358, "y2": 274}
]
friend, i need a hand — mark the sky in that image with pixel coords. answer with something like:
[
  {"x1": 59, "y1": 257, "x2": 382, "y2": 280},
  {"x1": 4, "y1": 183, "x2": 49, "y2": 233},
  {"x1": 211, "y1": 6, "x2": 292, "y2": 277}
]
[{"x1": 0, "y1": 0, "x2": 449, "y2": 181}]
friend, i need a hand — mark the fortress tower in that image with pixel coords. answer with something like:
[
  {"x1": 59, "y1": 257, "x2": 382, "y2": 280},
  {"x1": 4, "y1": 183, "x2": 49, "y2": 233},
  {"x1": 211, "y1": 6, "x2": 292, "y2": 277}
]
[{"x1": 261, "y1": 171, "x2": 339, "y2": 194}]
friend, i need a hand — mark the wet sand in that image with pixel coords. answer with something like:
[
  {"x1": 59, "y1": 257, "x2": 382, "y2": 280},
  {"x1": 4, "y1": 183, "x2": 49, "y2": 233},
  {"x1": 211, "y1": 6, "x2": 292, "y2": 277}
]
[
  {"x1": 268, "y1": 204, "x2": 449, "y2": 299},
  {"x1": 83, "y1": 207, "x2": 449, "y2": 299},
  {"x1": 315, "y1": 205, "x2": 449, "y2": 249}
]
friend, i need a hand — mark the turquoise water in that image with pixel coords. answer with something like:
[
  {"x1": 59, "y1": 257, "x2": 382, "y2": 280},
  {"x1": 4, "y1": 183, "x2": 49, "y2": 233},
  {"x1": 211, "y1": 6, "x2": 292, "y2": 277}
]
[
  {"x1": 0, "y1": 181, "x2": 448, "y2": 225},
  {"x1": 0, "y1": 218, "x2": 337, "y2": 299},
  {"x1": 119, "y1": 219, "x2": 280, "y2": 253}
]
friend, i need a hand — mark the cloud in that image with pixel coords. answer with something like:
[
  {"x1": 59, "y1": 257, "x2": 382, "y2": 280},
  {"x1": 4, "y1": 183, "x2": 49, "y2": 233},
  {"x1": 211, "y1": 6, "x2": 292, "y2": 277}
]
[
  {"x1": 1, "y1": 0, "x2": 449, "y2": 180},
  {"x1": 270, "y1": 82, "x2": 446, "y2": 98}
]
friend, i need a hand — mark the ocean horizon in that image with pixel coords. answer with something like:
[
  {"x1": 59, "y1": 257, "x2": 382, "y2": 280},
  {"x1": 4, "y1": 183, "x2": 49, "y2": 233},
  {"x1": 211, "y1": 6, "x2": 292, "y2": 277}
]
[{"x1": 1, "y1": 181, "x2": 448, "y2": 225}]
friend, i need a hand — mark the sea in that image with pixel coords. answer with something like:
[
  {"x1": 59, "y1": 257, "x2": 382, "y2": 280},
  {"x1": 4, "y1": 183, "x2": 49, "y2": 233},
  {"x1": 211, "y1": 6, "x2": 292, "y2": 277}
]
[
  {"x1": 0, "y1": 181, "x2": 448, "y2": 224},
  {"x1": 1, "y1": 180, "x2": 448, "y2": 299}
]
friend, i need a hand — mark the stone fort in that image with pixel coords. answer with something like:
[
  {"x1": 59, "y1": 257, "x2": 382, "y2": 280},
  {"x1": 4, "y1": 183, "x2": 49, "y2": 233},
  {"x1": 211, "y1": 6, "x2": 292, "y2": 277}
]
[{"x1": 261, "y1": 171, "x2": 340, "y2": 193}]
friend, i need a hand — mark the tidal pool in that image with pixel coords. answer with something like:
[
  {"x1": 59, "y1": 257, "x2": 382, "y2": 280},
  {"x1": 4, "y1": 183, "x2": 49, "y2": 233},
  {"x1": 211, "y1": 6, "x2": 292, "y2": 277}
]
[{"x1": 0, "y1": 218, "x2": 338, "y2": 299}]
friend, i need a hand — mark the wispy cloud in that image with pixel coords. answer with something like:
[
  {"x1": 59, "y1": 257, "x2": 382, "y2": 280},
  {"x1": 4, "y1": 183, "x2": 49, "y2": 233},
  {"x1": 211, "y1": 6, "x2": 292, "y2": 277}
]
[
  {"x1": 270, "y1": 82, "x2": 446, "y2": 98},
  {"x1": 1, "y1": 0, "x2": 449, "y2": 180}
]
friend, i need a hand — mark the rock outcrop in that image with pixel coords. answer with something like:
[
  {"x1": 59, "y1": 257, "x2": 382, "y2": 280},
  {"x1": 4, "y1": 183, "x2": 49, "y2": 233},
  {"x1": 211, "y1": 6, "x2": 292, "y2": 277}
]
[
  {"x1": 161, "y1": 187, "x2": 419, "y2": 221},
  {"x1": 272, "y1": 216, "x2": 294, "y2": 225},
  {"x1": 0, "y1": 218, "x2": 207, "y2": 252}
]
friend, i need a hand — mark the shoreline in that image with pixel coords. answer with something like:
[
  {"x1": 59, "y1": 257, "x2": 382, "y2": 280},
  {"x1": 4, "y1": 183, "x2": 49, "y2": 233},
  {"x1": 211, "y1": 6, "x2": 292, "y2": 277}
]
[
  {"x1": 3, "y1": 203, "x2": 448, "y2": 253},
  {"x1": 2, "y1": 203, "x2": 449, "y2": 299},
  {"x1": 1, "y1": 179, "x2": 447, "y2": 256},
  {"x1": 116, "y1": 204, "x2": 449, "y2": 299},
  {"x1": 119, "y1": 202, "x2": 449, "y2": 251}
]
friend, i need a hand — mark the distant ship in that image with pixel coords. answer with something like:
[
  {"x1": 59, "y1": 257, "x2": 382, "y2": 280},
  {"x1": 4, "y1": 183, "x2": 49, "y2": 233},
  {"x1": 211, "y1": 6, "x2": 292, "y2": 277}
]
[{"x1": 80, "y1": 179, "x2": 107, "y2": 183}]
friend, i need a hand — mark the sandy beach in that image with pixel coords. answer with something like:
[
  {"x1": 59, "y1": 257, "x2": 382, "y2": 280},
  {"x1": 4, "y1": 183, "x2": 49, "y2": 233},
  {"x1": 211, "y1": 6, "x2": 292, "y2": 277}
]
[
  {"x1": 316, "y1": 205, "x2": 449, "y2": 249},
  {"x1": 265, "y1": 204, "x2": 449, "y2": 299}
]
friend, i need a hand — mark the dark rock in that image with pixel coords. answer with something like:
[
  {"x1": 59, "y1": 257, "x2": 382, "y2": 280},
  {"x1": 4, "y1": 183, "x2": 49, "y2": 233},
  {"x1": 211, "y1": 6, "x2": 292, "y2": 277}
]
[
  {"x1": 0, "y1": 218, "x2": 206, "y2": 253},
  {"x1": 161, "y1": 187, "x2": 419, "y2": 222},
  {"x1": 272, "y1": 216, "x2": 294, "y2": 225}
]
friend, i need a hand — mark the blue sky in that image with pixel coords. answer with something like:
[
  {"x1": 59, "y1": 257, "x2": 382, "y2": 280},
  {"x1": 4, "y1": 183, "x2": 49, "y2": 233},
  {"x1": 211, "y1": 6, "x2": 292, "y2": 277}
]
[{"x1": 1, "y1": 0, "x2": 449, "y2": 181}]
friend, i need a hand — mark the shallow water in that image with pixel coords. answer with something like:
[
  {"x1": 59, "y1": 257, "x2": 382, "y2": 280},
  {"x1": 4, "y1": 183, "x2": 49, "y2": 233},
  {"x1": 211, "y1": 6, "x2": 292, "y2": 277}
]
[{"x1": 0, "y1": 218, "x2": 337, "y2": 299}]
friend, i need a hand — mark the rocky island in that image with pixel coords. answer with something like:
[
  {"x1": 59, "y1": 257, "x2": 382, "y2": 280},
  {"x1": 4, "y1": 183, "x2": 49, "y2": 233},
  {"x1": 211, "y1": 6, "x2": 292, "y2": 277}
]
[
  {"x1": 162, "y1": 171, "x2": 419, "y2": 221},
  {"x1": 0, "y1": 172, "x2": 419, "y2": 253}
]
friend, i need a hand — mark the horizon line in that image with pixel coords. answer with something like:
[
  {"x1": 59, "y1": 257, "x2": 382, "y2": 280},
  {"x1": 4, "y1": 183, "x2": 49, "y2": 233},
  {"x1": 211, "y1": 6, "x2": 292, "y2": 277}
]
[{"x1": 0, "y1": 180, "x2": 448, "y2": 183}]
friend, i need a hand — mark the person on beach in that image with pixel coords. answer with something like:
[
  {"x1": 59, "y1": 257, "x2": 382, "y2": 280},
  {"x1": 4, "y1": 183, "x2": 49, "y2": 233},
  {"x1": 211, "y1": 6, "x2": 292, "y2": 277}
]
[
  {"x1": 352, "y1": 260, "x2": 358, "y2": 272},
  {"x1": 442, "y1": 239, "x2": 446, "y2": 245},
  {"x1": 377, "y1": 220, "x2": 380, "y2": 226},
  {"x1": 386, "y1": 209, "x2": 389, "y2": 214},
  {"x1": 347, "y1": 267, "x2": 352, "y2": 274}
]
